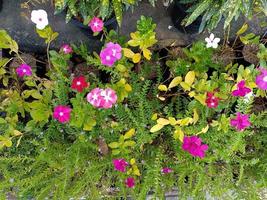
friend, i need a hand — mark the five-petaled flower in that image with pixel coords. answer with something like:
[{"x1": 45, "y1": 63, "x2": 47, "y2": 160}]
[
  {"x1": 16, "y1": 64, "x2": 32, "y2": 78},
  {"x1": 205, "y1": 33, "x2": 220, "y2": 49},
  {"x1": 31, "y1": 9, "x2": 49, "y2": 30},
  {"x1": 205, "y1": 92, "x2": 219, "y2": 108},
  {"x1": 61, "y1": 44, "x2": 73, "y2": 54},
  {"x1": 100, "y1": 42, "x2": 122, "y2": 67},
  {"x1": 125, "y1": 177, "x2": 135, "y2": 188},
  {"x1": 255, "y1": 67, "x2": 267, "y2": 90},
  {"x1": 232, "y1": 80, "x2": 251, "y2": 97},
  {"x1": 89, "y1": 17, "x2": 104, "y2": 33},
  {"x1": 182, "y1": 136, "x2": 208, "y2": 159},
  {"x1": 100, "y1": 88, "x2": 118, "y2": 109},
  {"x1": 86, "y1": 88, "x2": 103, "y2": 108},
  {"x1": 113, "y1": 159, "x2": 129, "y2": 172},
  {"x1": 161, "y1": 167, "x2": 173, "y2": 174},
  {"x1": 230, "y1": 112, "x2": 251, "y2": 131},
  {"x1": 71, "y1": 76, "x2": 89, "y2": 92},
  {"x1": 53, "y1": 105, "x2": 72, "y2": 123}
]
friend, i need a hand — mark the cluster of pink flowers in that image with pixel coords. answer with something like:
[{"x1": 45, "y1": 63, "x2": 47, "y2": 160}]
[
  {"x1": 182, "y1": 136, "x2": 208, "y2": 159},
  {"x1": 112, "y1": 159, "x2": 135, "y2": 188},
  {"x1": 87, "y1": 88, "x2": 117, "y2": 109},
  {"x1": 100, "y1": 42, "x2": 122, "y2": 67}
]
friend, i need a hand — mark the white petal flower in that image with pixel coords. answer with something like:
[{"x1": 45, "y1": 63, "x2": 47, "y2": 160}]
[
  {"x1": 205, "y1": 33, "x2": 220, "y2": 49},
  {"x1": 243, "y1": 91, "x2": 254, "y2": 103},
  {"x1": 31, "y1": 9, "x2": 49, "y2": 30}
]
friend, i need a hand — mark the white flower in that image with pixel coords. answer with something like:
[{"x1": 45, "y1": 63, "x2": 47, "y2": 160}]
[
  {"x1": 244, "y1": 91, "x2": 254, "y2": 103},
  {"x1": 31, "y1": 9, "x2": 49, "y2": 30},
  {"x1": 205, "y1": 33, "x2": 220, "y2": 48}
]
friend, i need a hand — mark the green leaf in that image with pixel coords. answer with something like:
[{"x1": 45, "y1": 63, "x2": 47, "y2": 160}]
[
  {"x1": 112, "y1": 149, "x2": 121, "y2": 155},
  {"x1": 236, "y1": 23, "x2": 248, "y2": 35},
  {"x1": 112, "y1": 0, "x2": 123, "y2": 26},
  {"x1": 0, "y1": 30, "x2": 18, "y2": 53},
  {"x1": 123, "y1": 140, "x2": 136, "y2": 147},
  {"x1": 108, "y1": 142, "x2": 120, "y2": 149},
  {"x1": 0, "y1": 118, "x2": 6, "y2": 124}
]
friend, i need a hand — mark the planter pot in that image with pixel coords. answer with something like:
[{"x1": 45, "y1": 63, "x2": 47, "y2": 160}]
[
  {"x1": 170, "y1": 0, "x2": 202, "y2": 34},
  {"x1": 70, "y1": 16, "x2": 118, "y2": 38},
  {"x1": 0, "y1": 0, "x2": 2, "y2": 12}
]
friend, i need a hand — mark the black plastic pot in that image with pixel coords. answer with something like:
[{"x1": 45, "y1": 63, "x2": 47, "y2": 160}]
[
  {"x1": 70, "y1": 16, "x2": 118, "y2": 39},
  {"x1": 0, "y1": 0, "x2": 2, "y2": 12},
  {"x1": 170, "y1": 1, "x2": 202, "y2": 34}
]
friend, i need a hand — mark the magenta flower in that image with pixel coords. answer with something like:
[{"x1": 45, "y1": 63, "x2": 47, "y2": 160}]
[
  {"x1": 100, "y1": 48, "x2": 117, "y2": 67},
  {"x1": 161, "y1": 167, "x2": 173, "y2": 174},
  {"x1": 106, "y1": 42, "x2": 122, "y2": 60},
  {"x1": 86, "y1": 88, "x2": 103, "y2": 108},
  {"x1": 256, "y1": 68, "x2": 267, "y2": 90},
  {"x1": 182, "y1": 136, "x2": 208, "y2": 159},
  {"x1": 61, "y1": 44, "x2": 73, "y2": 54},
  {"x1": 53, "y1": 105, "x2": 72, "y2": 123},
  {"x1": 100, "y1": 88, "x2": 117, "y2": 109},
  {"x1": 89, "y1": 17, "x2": 104, "y2": 33},
  {"x1": 230, "y1": 112, "x2": 251, "y2": 131},
  {"x1": 113, "y1": 159, "x2": 129, "y2": 172},
  {"x1": 16, "y1": 64, "x2": 32, "y2": 78},
  {"x1": 232, "y1": 80, "x2": 251, "y2": 97},
  {"x1": 125, "y1": 177, "x2": 135, "y2": 188}
]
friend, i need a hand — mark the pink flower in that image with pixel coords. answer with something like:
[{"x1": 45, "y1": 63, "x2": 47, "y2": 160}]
[
  {"x1": 113, "y1": 159, "x2": 129, "y2": 172},
  {"x1": 106, "y1": 42, "x2": 122, "y2": 60},
  {"x1": 205, "y1": 92, "x2": 219, "y2": 108},
  {"x1": 86, "y1": 88, "x2": 103, "y2": 108},
  {"x1": 256, "y1": 68, "x2": 267, "y2": 90},
  {"x1": 61, "y1": 44, "x2": 73, "y2": 54},
  {"x1": 182, "y1": 136, "x2": 208, "y2": 159},
  {"x1": 89, "y1": 17, "x2": 104, "y2": 33},
  {"x1": 16, "y1": 64, "x2": 32, "y2": 78},
  {"x1": 100, "y1": 48, "x2": 117, "y2": 67},
  {"x1": 125, "y1": 177, "x2": 135, "y2": 188},
  {"x1": 100, "y1": 88, "x2": 117, "y2": 109},
  {"x1": 161, "y1": 167, "x2": 173, "y2": 174},
  {"x1": 53, "y1": 105, "x2": 72, "y2": 123},
  {"x1": 232, "y1": 80, "x2": 251, "y2": 97},
  {"x1": 230, "y1": 112, "x2": 251, "y2": 131}
]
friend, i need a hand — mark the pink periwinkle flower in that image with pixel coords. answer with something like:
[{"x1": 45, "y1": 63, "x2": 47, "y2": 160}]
[
  {"x1": 113, "y1": 159, "x2": 129, "y2": 172},
  {"x1": 100, "y1": 88, "x2": 117, "y2": 109},
  {"x1": 125, "y1": 177, "x2": 135, "y2": 188},
  {"x1": 89, "y1": 17, "x2": 104, "y2": 33},
  {"x1": 232, "y1": 80, "x2": 251, "y2": 97},
  {"x1": 182, "y1": 136, "x2": 208, "y2": 159},
  {"x1": 230, "y1": 112, "x2": 251, "y2": 131},
  {"x1": 161, "y1": 167, "x2": 173, "y2": 174},
  {"x1": 86, "y1": 88, "x2": 103, "y2": 108},
  {"x1": 205, "y1": 92, "x2": 219, "y2": 108},
  {"x1": 256, "y1": 67, "x2": 267, "y2": 90},
  {"x1": 100, "y1": 47, "x2": 117, "y2": 67},
  {"x1": 106, "y1": 42, "x2": 122, "y2": 60},
  {"x1": 16, "y1": 64, "x2": 32, "y2": 78},
  {"x1": 53, "y1": 105, "x2": 72, "y2": 123},
  {"x1": 61, "y1": 44, "x2": 73, "y2": 54}
]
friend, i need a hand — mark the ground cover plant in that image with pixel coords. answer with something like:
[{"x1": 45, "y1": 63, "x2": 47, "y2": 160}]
[{"x1": 0, "y1": 9, "x2": 267, "y2": 200}]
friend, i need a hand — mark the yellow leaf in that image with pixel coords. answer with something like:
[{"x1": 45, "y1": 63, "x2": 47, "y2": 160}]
[
  {"x1": 177, "y1": 117, "x2": 193, "y2": 126},
  {"x1": 130, "y1": 158, "x2": 136, "y2": 165},
  {"x1": 236, "y1": 23, "x2": 248, "y2": 35},
  {"x1": 157, "y1": 118, "x2": 170, "y2": 125},
  {"x1": 13, "y1": 130, "x2": 23, "y2": 136},
  {"x1": 122, "y1": 48, "x2": 134, "y2": 58},
  {"x1": 150, "y1": 124, "x2": 164, "y2": 133},
  {"x1": 158, "y1": 84, "x2": 168, "y2": 91},
  {"x1": 124, "y1": 128, "x2": 135, "y2": 139},
  {"x1": 125, "y1": 84, "x2": 132, "y2": 92},
  {"x1": 116, "y1": 64, "x2": 127, "y2": 72},
  {"x1": 248, "y1": 81, "x2": 257, "y2": 88},
  {"x1": 180, "y1": 82, "x2": 191, "y2": 91},
  {"x1": 108, "y1": 142, "x2": 120, "y2": 149},
  {"x1": 197, "y1": 125, "x2": 209, "y2": 135},
  {"x1": 194, "y1": 94, "x2": 206, "y2": 105},
  {"x1": 168, "y1": 76, "x2": 182, "y2": 89},
  {"x1": 188, "y1": 91, "x2": 196, "y2": 97},
  {"x1": 133, "y1": 166, "x2": 141, "y2": 176},
  {"x1": 168, "y1": 117, "x2": 177, "y2": 126},
  {"x1": 193, "y1": 109, "x2": 199, "y2": 124},
  {"x1": 157, "y1": 96, "x2": 166, "y2": 101},
  {"x1": 151, "y1": 113, "x2": 158, "y2": 120},
  {"x1": 132, "y1": 53, "x2": 141, "y2": 63},
  {"x1": 143, "y1": 48, "x2": 152, "y2": 60},
  {"x1": 173, "y1": 127, "x2": 184, "y2": 142},
  {"x1": 184, "y1": 71, "x2": 195, "y2": 86}
]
